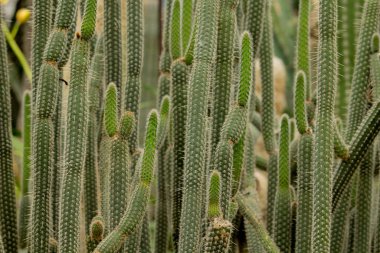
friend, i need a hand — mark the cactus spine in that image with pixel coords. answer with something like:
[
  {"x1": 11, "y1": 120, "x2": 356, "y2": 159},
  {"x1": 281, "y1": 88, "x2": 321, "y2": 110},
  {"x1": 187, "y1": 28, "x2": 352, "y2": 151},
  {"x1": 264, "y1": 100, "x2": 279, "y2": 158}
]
[
  {"x1": 0, "y1": 8, "x2": 17, "y2": 252},
  {"x1": 58, "y1": 1, "x2": 96, "y2": 251}
]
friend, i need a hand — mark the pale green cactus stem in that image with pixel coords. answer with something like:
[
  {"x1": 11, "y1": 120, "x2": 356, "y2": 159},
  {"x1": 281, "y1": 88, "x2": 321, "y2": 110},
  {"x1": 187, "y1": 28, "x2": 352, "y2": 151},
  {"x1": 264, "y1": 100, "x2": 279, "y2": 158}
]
[
  {"x1": 181, "y1": 0, "x2": 192, "y2": 51},
  {"x1": 94, "y1": 110, "x2": 158, "y2": 253},
  {"x1": 333, "y1": 100, "x2": 380, "y2": 208},
  {"x1": 210, "y1": 0, "x2": 238, "y2": 154},
  {"x1": 124, "y1": 0, "x2": 144, "y2": 153},
  {"x1": 104, "y1": 0, "x2": 122, "y2": 108},
  {"x1": 31, "y1": 0, "x2": 52, "y2": 106},
  {"x1": 273, "y1": 115, "x2": 292, "y2": 252},
  {"x1": 58, "y1": 1, "x2": 96, "y2": 251},
  {"x1": 19, "y1": 91, "x2": 31, "y2": 249},
  {"x1": 296, "y1": 0, "x2": 311, "y2": 99},
  {"x1": 346, "y1": 0, "x2": 380, "y2": 142},
  {"x1": 84, "y1": 36, "x2": 104, "y2": 233},
  {"x1": 236, "y1": 193, "x2": 280, "y2": 253},
  {"x1": 0, "y1": 8, "x2": 17, "y2": 252},
  {"x1": 30, "y1": 0, "x2": 78, "y2": 251},
  {"x1": 159, "y1": 0, "x2": 173, "y2": 73},
  {"x1": 294, "y1": 71, "x2": 311, "y2": 135},
  {"x1": 171, "y1": 59, "x2": 189, "y2": 246},
  {"x1": 170, "y1": 0, "x2": 182, "y2": 60},
  {"x1": 245, "y1": 0, "x2": 266, "y2": 58},
  {"x1": 178, "y1": 0, "x2": 219, "y2": 250}
]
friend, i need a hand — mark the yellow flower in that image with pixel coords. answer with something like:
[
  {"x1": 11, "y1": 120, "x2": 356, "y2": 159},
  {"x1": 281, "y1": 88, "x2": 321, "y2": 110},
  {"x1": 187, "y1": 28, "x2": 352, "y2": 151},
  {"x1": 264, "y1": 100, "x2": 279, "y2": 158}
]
[{"x1": 16, "y1": 8, "x2": 31, "y2": 25}]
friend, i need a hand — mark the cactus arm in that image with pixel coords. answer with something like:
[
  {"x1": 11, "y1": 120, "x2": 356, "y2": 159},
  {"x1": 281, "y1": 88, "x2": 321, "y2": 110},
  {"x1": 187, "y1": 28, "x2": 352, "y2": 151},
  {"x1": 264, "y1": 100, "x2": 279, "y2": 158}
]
[
  {"x1": 236, "y1": 193, "x2": 280, "y2": 253},
  {"x1": 157, "y1": 96, "x2": 171, "y2": 148},
  {"x1": 245, "y1": 0, "x2": 265, "y2": 58},
  {"x1": 94, "y1": 111, "x2": 158, "y2": 253},
  {"x1": 87, "y1": 215, "x2": 105, "y2": 252},
  {"x1": 203, "y1": 218, "x2": 232, "y2": 253},
  {"x1": 346, "y1": 0, "x2": 380, "y2": 141},
  {"x1": 333, "y1": 100, "x2": 380, "y2": 209},
  {"x1": 104, "y1": 83, "x2": 118, "y2": 137},
  {"x1": 104, "y1": 0, "x2": 122, "y2": 109},
  {"x1": 296, "y1": 0, "x2": 311, "y2": 98},
  {"x1": 334, "y1": 123, "x2": 349, "y2": 160},
  {"x1": 181, "y1": 0, "x2": 192, "y2": 51},
  {"x1": 273, "y1": 115, "x2": 291, "y2": 252},
  {"x1": 210, "y1": 0, "x2": 237, "y2": 153},
  {"x1": 170, "y1": 0, "x2": 182, "y2": 60},
  {"x1": 294, "y1": 71, "x2": 310, "y2": 134},
  {"x1": 295, "y1": 134, "x2": 314, "y2": 253}
]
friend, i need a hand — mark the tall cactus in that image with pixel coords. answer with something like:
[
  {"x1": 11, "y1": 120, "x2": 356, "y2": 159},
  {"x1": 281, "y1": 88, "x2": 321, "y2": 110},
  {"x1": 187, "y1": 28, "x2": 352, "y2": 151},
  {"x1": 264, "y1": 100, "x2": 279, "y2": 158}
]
[
  {"x1": 178, "y1": 0, "x2": 220, "y2": 250},
  {"x1": 311, "y1": 0, "x2": 338, "y2": 252},
  {"x1": 58, "y1": 0, "x2": 96, "y2": 251},
  {"x1": 0, "y1": 8, "x2": 18, "y2": 253}
]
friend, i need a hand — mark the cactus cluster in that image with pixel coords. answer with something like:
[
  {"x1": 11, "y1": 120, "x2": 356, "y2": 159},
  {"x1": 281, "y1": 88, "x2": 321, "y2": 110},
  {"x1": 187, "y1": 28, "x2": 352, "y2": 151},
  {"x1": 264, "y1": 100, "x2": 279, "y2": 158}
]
[{"x1": 1, "y1": 0, "x2": 380, "y2": 252}]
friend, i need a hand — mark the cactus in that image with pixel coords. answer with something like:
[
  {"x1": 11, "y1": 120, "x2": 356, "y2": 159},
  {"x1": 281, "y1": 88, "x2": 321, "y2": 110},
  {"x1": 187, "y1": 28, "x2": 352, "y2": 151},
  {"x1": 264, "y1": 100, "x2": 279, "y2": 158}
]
[{"x1": 170, "y1": 0, "x2": 182, "y2": 60}]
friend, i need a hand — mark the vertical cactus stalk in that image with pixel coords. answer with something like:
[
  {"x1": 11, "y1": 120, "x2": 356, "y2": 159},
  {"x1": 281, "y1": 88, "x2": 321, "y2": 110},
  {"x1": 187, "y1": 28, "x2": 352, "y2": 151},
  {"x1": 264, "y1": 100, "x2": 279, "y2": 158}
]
[
  {"x1": 19, "y1": 91, "x2": 32, "y2": 249},
  {"x1": 104, "y1": 0, "x2": 122, "y2": 109},
  {"x1": 181, "y1": 0, "x2": 192, "y2": 51},
  {"x1": 30, "y1": 0, "x2": 78, "y2": 251},
  {"x1": 371, "y1": 33, "x2": 380, "y2": 99},
  {"x1": 170, "y1": 0, "x2": 182, "y2": 60},
  {"x1": 203, "y1": 172, "x2": 232, "y2": 253},
  {"x1": 245, "y1": 0, "x2": 266, "y2": 58},
  {"x1": 31, "y1": 0, "x2": 52, "y2": 106},
  {"x1": 124, "y1": 0, "x2": 144, "y2": 153},
  {"x1": 87, "y1": 215, "x2": 105, "y2": 252},
  {"x1": 94, "y1": 110, "x2": 158, "y2": 253},
  {"x1": 273, "y1": 115, "x2": 292, "y2": 252},
  {"x1": 178, "y1": 0, "x2": 219, "y2": 250},
  {"x1": 84, "y1": 36, "x2": 104, "y2": 233},
  {"x1": 296, "y1": 0, "x2": 311, "y2": 99},
  {"x1": 311, "y1": 0, "x2": 338, "y2": 251},
  {"x1": 58, "y1": 1, "x2": 96, "y2": 251},
  {"x1": 0, "y1": 9, "x2": 18, "y2": 252},
  {"x1": 210, "y1": 0, "x2": 238, "y2": 154}
]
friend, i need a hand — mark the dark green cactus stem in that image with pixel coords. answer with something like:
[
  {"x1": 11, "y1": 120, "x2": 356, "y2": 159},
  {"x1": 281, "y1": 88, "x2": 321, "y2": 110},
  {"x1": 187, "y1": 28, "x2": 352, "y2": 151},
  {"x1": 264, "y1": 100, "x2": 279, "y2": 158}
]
[
  {"x1": 210, "y1": 0, "x2": 237, "y2": 153},
  {"x1": 0, "y1": 9, "x2": 17, "y2": 252},
  {"x1": 84, "y1": 36, "x2": 104, "y2": 232},
  {"x1": 94, "y1": 110, "x2": 158, "y2": 253},
  {"x1": 124, "y1": 0, "x2": 143, "y2": 153},
  {"x1": 170, "y1": 0, "x2": 182, "y2": 60},
  {"x1": 260, "y1": 1, "x2": 276, "y2": 154},
  {"x1": 87, "y1": 215, "x2": 105, "y2": 252},
  {"x1": 104, "y1": 0, "x2": 122, "y2": 108},
  {"x1": 19, "y1": 91, "x2": 32, "y2": 249},
  {"x1": 371, "y1": 33, "x2": 380, "y2": 99},
  {"x1": 333, "y1": 100, "x2": 380, "y2": 209},
  {"x1": 353, "y1": 150, "x2": 373, "y2": 253},
  {"x1": 273, "y1": 115, "x2": 292, "y2": 252},
  {"x1": 295, "y1": 133, "x2": 313, "y2": 253},
  {"x1": 236, "y1": 193, "x2": 280, "y2": 253},
  {"x1": 245, "y1": 0, "x2": 265, "y2": 58},
  {"x1": 99, "y1": 136, "x2": 112, "y2": 229},
  {"x1": 296, "y1": 0, "x2": 311, "y2": 99},
  {"x1": 178, "y1": 0, "x2": 220, "y2": 250},
  {"x1": 31, "y1": 0, "x2": 52, "y2": 106},
  {"x1": 104, "y1": 83, "x2": 118, "y2": 137},
  {"x1": 208, "y1": 170, "x2": 222, "y2": 218},
  {"x1": 311, "y1": 0, "x2": 338, "y2": 251},
  {"x1": 346, "y1": 0, "x2": 380, "y2": 142},
  {"x1": 31, "y1": 0, "x2": 78, "y2": 250},
  {"x1": 203, "y1": 217, "x2": 232, "y2": 253},
  {"x1": 294, "y1": 71, "x2": 311, "y2": 134},
  {"x1": 140, "y1": 216, "x2": 151, "y2": 253},
  {"x1": 334, "y1": 123, "x2": 349, "y2": 160},
  {"x1": 181, "y1": 0, "x2": 192, "y2": 51},
  {"x1": 159, "y1": 0, "x2": 173, "y2": 73},
  {"x1": 157, "y1": 96, "x2": 171, "y2": 148},
  {"x1": 267, "y1": 153, "x2": 278, "y2": 235},
  {"x1": 231, "y1": 136, "x2": 245, "y2": 197}
]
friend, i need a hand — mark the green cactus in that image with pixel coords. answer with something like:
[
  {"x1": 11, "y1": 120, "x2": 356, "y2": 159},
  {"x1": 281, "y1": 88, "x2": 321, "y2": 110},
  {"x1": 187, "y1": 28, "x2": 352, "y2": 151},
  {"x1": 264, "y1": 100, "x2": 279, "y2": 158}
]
[
  {"x1": 273, "y1": 115, "x2": 291, "y2": 252},
  {"x1": 104, "y1": 0, "x2": 122, "y2": 108},
  {"x1": 170, "y1": 0, "x2": 182, "y2": 60},
  {"x1": 181, "y1": 0, "x2": 192, "y2": 52},
  {"x1": 124, "y1": 0, "x2": 143, "y2": 153},
  {"x1": 87, "y1": 215, "x2": 105, "y2": 252},
  {"x1": 333, "y1": 123, "x2": 349, "y2": 160},
  {"x1": 294, "y1": 71, "x2": 311, "y2": 135},
  {"x1": 371, "y1": 33, "x2": 380, "y2": 99},
  {"x1": 94, "y1": 110, "x2": 158, "y2": 253},
  {"x1": 0, "y1": 9, "x2": 17, "y2": 253},
  {"x1": 245, "y1": 0, "x2": 266, "y2": 58}
]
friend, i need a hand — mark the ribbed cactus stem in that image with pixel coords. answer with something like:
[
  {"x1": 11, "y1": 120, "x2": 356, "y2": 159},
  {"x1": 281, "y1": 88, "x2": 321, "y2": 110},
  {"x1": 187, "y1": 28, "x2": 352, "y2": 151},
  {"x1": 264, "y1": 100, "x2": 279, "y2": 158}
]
[
  {"x1": 124, "y1": 0, "x2": 144, "y2": 153},
  {"x1": 170, "y1": 0, "x2": 182, "y2": 60},
  {"x1": 0, "y1": 9, "x2": 17, "y2": 252},
  {"x1": 346, "y1": 0, "x2": 380, "y2": 141},
  {"x1": 178, "y1": 0, "x2": 219, "y2": 250},
  {"x1": 296, "y1": 0, "x2": 311, "y2": 99},
  {"x1": 245, "y1": 0, "x2": 265, "y2": 58},
  {"x1": 104, "y1": 0, "x2": 122, "y2": 108},
  {"x1": 94, "y1": 110, "x2": 158, "y2": 253},
  {"x1": 273, "y1": 115, "x2": 292, "y2": 252},
  {"x1": 203, "y1": 217, "x2": 232, "y2": 253},
  {"x1": 333, "y1": 100, "x2": 380, "y2": 208}
]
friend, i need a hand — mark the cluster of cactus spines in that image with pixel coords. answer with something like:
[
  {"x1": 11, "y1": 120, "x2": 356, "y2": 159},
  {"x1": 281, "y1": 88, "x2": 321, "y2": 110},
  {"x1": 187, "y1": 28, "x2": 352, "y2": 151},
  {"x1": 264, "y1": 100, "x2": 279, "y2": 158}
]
[
  {"x1": 30, "y1": 0, "x2": 79, "y2": 250},
  {"x1": 296, "y1": 0, "x2": 311, "y2": 99},
  {"x1": 311, "y1": 0, "x2": 338, "y2": 251},
  {"x1": 0, "y1": 8, "x2": 18, "y2": 253},
  {"x1": 273, "y1": 115, "x2": 292, "y2": 252},
  {"x1": 58, "y1": 1, "x2": 97, "y2": 250},
  {"x1": 210, "y1": 0, "x2": 237, "y2": 154},
  {"x1": 104, "y1": 0, "x2": 122, "y2": 109},
  {"x1": 124, "y1": 0, "x2": 143, "y2": 153},
  {"x1": 94, "y1": 110, "x2": 158, "y2": 253}
]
